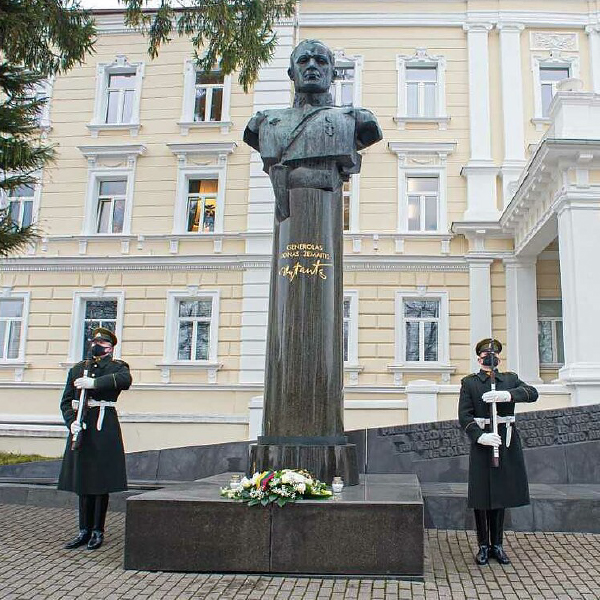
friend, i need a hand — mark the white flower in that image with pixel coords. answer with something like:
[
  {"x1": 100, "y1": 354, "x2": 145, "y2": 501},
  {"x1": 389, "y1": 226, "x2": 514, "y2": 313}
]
[
  {"x1": 281, "y1": 470, "x2": 306, "y2": 485},
  {"x1": 249, "y1": 472, "x2": 261, "y2": 486},
  {"x1": 240, "y1": 477, "x2": 252, "y2": 489},
  {"x1": 294, "y1": 482, "x2": 306, "y2": 494}
]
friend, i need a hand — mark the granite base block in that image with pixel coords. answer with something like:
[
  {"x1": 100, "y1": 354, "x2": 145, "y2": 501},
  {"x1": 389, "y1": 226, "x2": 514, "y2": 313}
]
[{"x1": 124, "y1": 473, "x2": 424, "y2": 577}]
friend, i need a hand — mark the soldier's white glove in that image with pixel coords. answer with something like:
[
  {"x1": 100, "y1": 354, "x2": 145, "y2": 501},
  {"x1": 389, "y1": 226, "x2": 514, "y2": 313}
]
[
  {"x1": 70, "y1": 421, "x2": 85, "y2": 435},
  {"x1": 482, "y1": 390, "x2": 511, "y2": 403},
  {"x1": 74, "y1": 376, "x2": 95, "y2": 390},
  {"x1": 477, "y1": 432, "x2": 501, "y2": 447}
]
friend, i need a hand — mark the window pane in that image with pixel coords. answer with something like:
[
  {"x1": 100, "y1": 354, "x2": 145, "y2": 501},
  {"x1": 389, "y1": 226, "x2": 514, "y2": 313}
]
[
  {"x1": 97, "y1": 199, "x2": 110, "y2": 233},
  {"x1": 343, "y1": 298, "x2": 351, "y2": 319},
  {"x1": 423, "y1": 82, "x2": 436, "y2": 117},
  {"x1": 10, "y1": 184, "x2": 34, "y2": 198},
  {"x1": 343, "y1": 320, "x2": 349, "y2": 362},
  {"x1": 7, "y1": 321, "x2": 21, "y2": 359},
  {"x1": 85, "y1": 300, "x2": 117, "y2": 320},
  {"x1": 112, "y1": 199, "x2": 125, "y2": 233},
  {"x1": 106, "y1": 90, "x2": 119, "y2": 123},
  {"x1": 424, "y1": 322, "x2": 438, "y2": 361},
  {"x1": 407, "y1": 177, "x2": 438, "y2": 193},
  {"x1": 540, "y1": 67, "x2": 570, "y2": 82},
  {"x1": 336, "y1": 65, "x2": 354, "y2": 81},
  {"x1": 210, "y1": 87, "x2": 223, "y2": 121},
  {"x1": 538, "y1": 299, "x2": 562, "y2": 318},
  {"x1": 187, "y1": 199, "x2": 200, "y2": 232},
  {"x1": 407, "y1": 196, "x2": 420, "y2": 231},
  {"x1": 340, "y1": 82, "x2": 354, "y2": 107},
  {"x1": 556, "y1": 321, "x2": 564, "y2": 363},
  {"x1": 194, "y1": 87, "x2": 207, "y2": 121},
  {"x1": 177, "y1": 321, "x2": 193, "y2": 360},
  {"x1": 404, "y1": 300, "x2": 439, "y2": 318},
  {"x1": 202, "y1": 199, "x2": 216, "y2": 232},
  {"x1": 196, "y1": 70, "x2": 224, "y2": 85},
  {"x1": 179, "y1": 300, "x2": 212, "y2": 318},
  {"x1": 541, "y1": 83, "x2": 554, "y2": 117},
  {"x1": 8, "y1": 201, "x2": 20, "y2": 225},
  {"x1": 425, "y1": 195, "x2": 438, "y2": 231},
  {"x1": 109, "y1": 73, "x2": 135, "y2": 88},
  {"x1": 406, "y1": 66, "x2": 437, "y2": 82},
  {"x1": 122, "y1": 89, "x2": 134, "y2": 123},
  {"x1": 343, "y1": 181, "x2": 350, "y2": 231},
  {"x1": 188, "y1": 179, "x2": 201, "y2": 194},
  {"x1": 407, "y1": 82, "x2": 418, "y2": 116},
  {"x1": 0, "y1": 300, "x2": 23, "y2": 318},
  {"x1": 21, "y1": 200, "x2": 33, "y2": 228},
  {"x1": 405, "y1": 321, "x2": 420, "y2": 361},
  {"x1": 0, "y1": 322, "x2": 5, "y2": 359},
  {"x1": 99, "y1": 180, "x2": 126, "y2": 196},
  {"x1": 195, "y1": 322, "x2": 210, "y2": 360},
  {"x1": 538, "y1": 321, "x2": 554, "y2": 363}
]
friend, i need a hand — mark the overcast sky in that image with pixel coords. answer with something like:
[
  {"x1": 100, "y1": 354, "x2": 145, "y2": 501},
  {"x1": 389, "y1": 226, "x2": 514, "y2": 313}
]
[{"x1": 80, "y1": 0, "x2": 163, "y2": 9}]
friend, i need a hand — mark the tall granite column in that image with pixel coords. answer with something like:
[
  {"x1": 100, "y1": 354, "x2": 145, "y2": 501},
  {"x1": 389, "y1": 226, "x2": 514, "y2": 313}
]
[{"x1": 244, "y1": 40, "x2": 382, "y2": 485}]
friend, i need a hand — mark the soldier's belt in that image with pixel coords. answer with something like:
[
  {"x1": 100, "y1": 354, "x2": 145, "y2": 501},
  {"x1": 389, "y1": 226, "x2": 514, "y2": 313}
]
[
  {"x1": 475, "y1": 416, "x2": 516, "y2": 447},
  {"x1": 71, "y1": 399, "x2": 117, "y2": 431}
]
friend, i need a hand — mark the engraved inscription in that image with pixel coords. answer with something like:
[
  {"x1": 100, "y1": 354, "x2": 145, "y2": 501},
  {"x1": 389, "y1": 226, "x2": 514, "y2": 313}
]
[{"x1": 278, "y1": 243, "x2": 332, "y2": 282}]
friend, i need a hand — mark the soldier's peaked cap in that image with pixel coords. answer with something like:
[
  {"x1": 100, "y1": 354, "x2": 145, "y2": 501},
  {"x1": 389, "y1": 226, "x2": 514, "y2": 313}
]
[
  {"x1": 91, "y1": 327, "x2": 117, "y2": 346},
  {"x1": 475, "y1": 337, "x2": 502, "y2": 355}
]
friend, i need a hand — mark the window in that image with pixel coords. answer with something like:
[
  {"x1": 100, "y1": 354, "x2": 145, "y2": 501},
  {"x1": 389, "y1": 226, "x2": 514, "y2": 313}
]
[
  {"x1": 194, "y1": 70, "x2": 224, "y2": 122},
  {"x1": 343, "y1": 181, "x2": 351, "y2": 231},
  {"x1": 538, "y1": 299, "x2": 564, "y2": 366},
  {"x1": 88, "y1": 55, "x2": 144, "y2": 137},
  {"x1": 96, "y1": 179, "x2": 127, "y2": 234},
  {"x1": 406, "y1": 65, "x2": 437, "y2": 117},
  {"x1": 343, "y1": 291, "x2": 359, "y2": 369},
  {"x1": 331, "y1": 63, "x2": 355, "y2": 107},
  {"x1": 176, "y1": 299, "x2": 213, "y2": 361},
  {"x1": 343, "y1": 298, "x2": 351, "y2": 362},
  {"x1": 403, "y1": 299, "x2": 440, "y2": 362},
  {"x1": 186, "y1": 179, "x2": 217, "y2": 233},
  {"x1": 8, "y1": 184, "x2": 35, "y2": 228},
  {"x1": 0, "y1": 299, "x2": 24, "y2": 360},
  {"x1": 540, "y1": 66, "x2": 570, "y2": 117},
  {"x1": 407, "y1": 176, "x2": 439, "y2": 232},
  {"x1": 396, "y1": 49, "x2": 448, "y2": 129},
  {"x1": 105, "y1": 72, "x2": 136, "y2": 124},
  {"x1": 82, "y1": 300, "x2": 117, "y2": 360}
]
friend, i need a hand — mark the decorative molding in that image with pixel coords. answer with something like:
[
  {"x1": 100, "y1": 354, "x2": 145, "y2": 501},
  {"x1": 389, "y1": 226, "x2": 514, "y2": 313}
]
[
  {"x1": 387, "y1": 364, "x2": 456, "y2": 386},
  {"x1": 530, "y1": 31, "x2": 578, "y2": 51}
]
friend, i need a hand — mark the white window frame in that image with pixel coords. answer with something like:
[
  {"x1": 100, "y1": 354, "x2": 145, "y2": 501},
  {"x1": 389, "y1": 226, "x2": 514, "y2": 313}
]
[
  {"x1": 95, "y1": 178, "x2": 128, "y2": 234},
  {"x1": 184, "y1": 178, "x2": 219, "y2": 234},
  {"x1": 394, "y1": 291, "x2": 450, "y2": 366},
  {"x1": 4, "y1": 178, "x2": 42, "y2": 230},
  {"x1": 343, "y1": 290, "x2": 359, "y2": 365},
  {"x1": 331, "y1": 50, "x2": 363, "y2": 108},
  {"x1": 389, "y1": 142, "x2": 456, "y2": 235},
  {"x1": 179, "y1": 59, "x2": 232, "y2": 135},
  {"x1": 0, "y1": 290, "x2": 30, "y2": 365},
  {"x1": 29, "y1": 77, "x2": 54, "y2": 132},
  {"x1": 531, "y1": 53, "x2": 579, "y2": 125},
  {"x1": 168, "y1": 142, "x2": 236, "y2": 236},
  {"x1": 396, "y1": 48, "x2": 449, "y2": 130},
  {"x1": 67, "y1": 290, "x2": 125, "y2": 364},
  {"x1": 78, "y1": 145, "x2": 146, "y2": 236},
  {"x1": 405, "y1": 175, "x2": 440, "y2": 233},
  {"x1": 88, "y1": 55, "x2": 145, "y2": 137},
  {"x1": 537, "y1": 298, "x2": 564, "y2": 368},
  {"x1": 343, "y1": 174, "x2": 360, "y2": 233}
]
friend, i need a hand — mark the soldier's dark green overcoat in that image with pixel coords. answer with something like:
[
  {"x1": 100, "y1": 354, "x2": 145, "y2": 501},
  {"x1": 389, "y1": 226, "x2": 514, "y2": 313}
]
[
  {"x1": 458, "y1": 370, "x2": 538, "y2": 509},
  {"x1": 58, "y1": 355, "x2": 132, "y2": 495}
]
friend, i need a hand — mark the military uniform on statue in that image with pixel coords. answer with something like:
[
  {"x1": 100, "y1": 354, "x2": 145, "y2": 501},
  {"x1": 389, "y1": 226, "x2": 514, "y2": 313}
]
[
  {"x1": 458, "y1": 338, "x2": 538, "y2": 565},
  {"x1": 58, "y1": 327, "x2": 132, "y2": 550}
]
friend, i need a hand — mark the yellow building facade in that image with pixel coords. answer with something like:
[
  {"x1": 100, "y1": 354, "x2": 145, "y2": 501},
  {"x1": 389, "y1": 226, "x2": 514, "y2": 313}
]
[{"x1": 5, "y1": 0, "x2": 600, "y2": 455}]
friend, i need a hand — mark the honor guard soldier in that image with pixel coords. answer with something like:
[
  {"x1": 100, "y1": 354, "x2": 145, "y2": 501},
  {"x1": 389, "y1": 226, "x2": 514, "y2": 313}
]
[
  {"x1": 58, "y1": 327, "x2": 131, "y2": 550},
  {"x1": 458, "y1": 338, "x2": 538, "y2": 565}
]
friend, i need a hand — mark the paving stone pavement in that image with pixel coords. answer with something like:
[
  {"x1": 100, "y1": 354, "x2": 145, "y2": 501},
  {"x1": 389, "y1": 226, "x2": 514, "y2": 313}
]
[{"x1": 1, "y1": 503, "x2": 599, "y2": 600}]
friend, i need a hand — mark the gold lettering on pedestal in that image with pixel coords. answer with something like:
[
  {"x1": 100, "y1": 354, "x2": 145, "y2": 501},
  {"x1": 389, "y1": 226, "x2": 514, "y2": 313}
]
[{"x1": 279, "y1": 242, "x2": 332, "y2": 282}]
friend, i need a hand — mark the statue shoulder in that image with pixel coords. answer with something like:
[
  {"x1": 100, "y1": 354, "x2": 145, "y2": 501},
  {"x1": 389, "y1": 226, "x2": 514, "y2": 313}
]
[{"x1": 352, "y1": 108, "x2": 383, "y2": 150}]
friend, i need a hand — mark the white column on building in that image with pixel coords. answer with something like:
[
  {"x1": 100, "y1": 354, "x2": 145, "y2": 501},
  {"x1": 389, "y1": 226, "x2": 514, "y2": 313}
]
[
  {"x1": 462, "y1": 23, "x2": 500, "y2": 222},
  {"x1": 498, "y1": 22, "x2": 526, "y2": 207},
  {"x1": 585, "y1": 25, "x2": 600, "y2": 94},
  {"x1": 555, "y1": 191, "x2": 600, "y2": 405},
  {"x1": 239, "y1": 24, "x2": 294, "y2": 384},
  {"x1": 468, "y1": 258, "x2": 493, "y2": 372},
  {"x1": 504, "y1": 257, "x2": 542, "y2": 383}
]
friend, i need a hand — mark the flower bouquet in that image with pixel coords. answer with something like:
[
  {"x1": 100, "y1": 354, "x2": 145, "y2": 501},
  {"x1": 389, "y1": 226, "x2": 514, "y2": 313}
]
[{"x1": 220, "y1": 469, "x2": 333, "y2": 507}]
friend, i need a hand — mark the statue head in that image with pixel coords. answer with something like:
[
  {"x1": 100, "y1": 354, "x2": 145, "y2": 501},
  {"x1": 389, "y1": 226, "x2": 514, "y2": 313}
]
[{"x1": 288, "y1": 39, "x2": 335, "y2": 94}]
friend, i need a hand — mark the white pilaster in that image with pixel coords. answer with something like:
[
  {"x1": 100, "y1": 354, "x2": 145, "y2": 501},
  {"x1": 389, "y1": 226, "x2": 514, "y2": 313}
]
[
  {"x1": 406, "y1": 380, "x2": 438, "y2": 424},
  {"x1": 498, "y1": 23, "x2": 526, "y2": 207},
  {"x1": 240, "y1": 25, "x2": 294, "y2": 385},
  {"x1": 586, "y1": 26, "x2": 600, "y2": 94},
  {"x1": 504, "y1": 257, "x2": 542, "y2": 383},
  {"x1": 468, "y1": 258, "x2": 493, "y2": 372},
  {"x1": 555, "y1": 191, "x2": 600, "y2": 405},
  {"x1": 248, "y1": 396, "x2": 264, "y2": 440},
  {"x1": 462, "y1": 23, "x2": 500, "y2": 221}
]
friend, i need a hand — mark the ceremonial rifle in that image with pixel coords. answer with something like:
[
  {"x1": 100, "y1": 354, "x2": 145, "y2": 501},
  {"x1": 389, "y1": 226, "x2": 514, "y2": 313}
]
[
  {"x1": 488, "y1": 343, "x2": 500, "y2": 468},
  {"x1": 70, "y1": 366, "x2": 89, "y2": 451}
]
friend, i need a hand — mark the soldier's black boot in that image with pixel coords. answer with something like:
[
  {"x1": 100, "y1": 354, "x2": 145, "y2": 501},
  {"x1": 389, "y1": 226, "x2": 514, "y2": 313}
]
[
  {"x1": 65, "y1": 495, "x2": 92, "y2": 548},
  {"x1": 489, "y1": 509, "x2": 510, "y2": 564},
  {"x1": 474, "y1": 509, "x2": 490, "y2": 565},
  {"x1": 88, "y1": 494, "x2": 109, "y2": 550}
]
